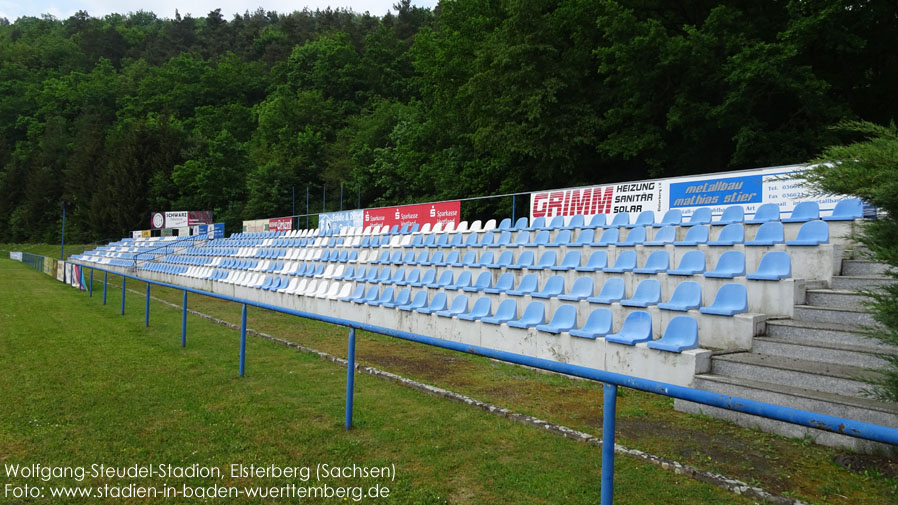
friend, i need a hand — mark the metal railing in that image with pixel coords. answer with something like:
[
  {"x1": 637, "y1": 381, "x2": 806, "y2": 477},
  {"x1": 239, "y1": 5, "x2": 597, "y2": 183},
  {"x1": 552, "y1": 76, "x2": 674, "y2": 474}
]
[{"x1": 12, "y1": 253, "x2": 898, "y2": 505}]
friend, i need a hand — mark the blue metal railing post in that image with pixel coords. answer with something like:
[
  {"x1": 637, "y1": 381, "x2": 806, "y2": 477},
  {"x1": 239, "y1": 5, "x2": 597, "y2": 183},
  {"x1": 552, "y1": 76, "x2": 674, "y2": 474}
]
[
  {"x1": 103, "y1": 272, "x2": 107, "y2": 305},
  {"x1": 89, "y1": 269, "x2": 93, "y2": 297},
  {"x1": 181, "y1": 291, "x2": 188, "y2": 347},
  {"x1": 512, "y1": 194, "x2": 516, "y2": 221},
  {"x1": 345, "y1": 327, "x2": 357, "y2": 430},
  {"x1": 601, "y1": 384, "x2": 618, "y2": 505},
  {"x1": 144, "y1": 282, "x2": 150, "y2": 327},
  {"x1": 239, "y1": 304, "x2": 247, "y2": 377},
  {"x1": 120, "y1": 277, "x2": 126, "y2": 315},
  {"x1": 60, "y1": 203, "x2": 65, "y2": 260}
]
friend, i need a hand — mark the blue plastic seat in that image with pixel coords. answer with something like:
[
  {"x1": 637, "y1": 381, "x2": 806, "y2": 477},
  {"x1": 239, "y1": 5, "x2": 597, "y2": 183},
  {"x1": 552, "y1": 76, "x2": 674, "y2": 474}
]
[
  {"x1": 708, "y1": 223, "x2": 744, "y2": 246},
  {"x1": 786, "y1": 220, "x2": 829, "y2": 246},
  {"x1": 376, "y1": 268, "x2": 393, "y2": 284},
  {"x1": 399, "y1": 224, "x2": 410, "y2": 234},
  {"x1": 569, "y1": 229, "x2": 595, "y2": 247},
  {"x1": 576, "y1": 251, "x2": 608, "y2": 272},
  {"x1": 406, "y1": 235, "x2": 423, "y2": 248},
  {"x1": 464, "y1": 233, "x2": 480, "y2": 247},
  {"x1": 745, "y1": 222, "x2": 784, "y2": 246},
  {"x1": 668, "y1": 250, "x2": 705, "y2": 276},
  {"x1": 372, "y1": 250, "x2": 390, "y2": 264},
  {"x1": 524, "y1": 230, "x2": 550, "y2": 247},
  {"x1": 674, "y1": 225, "x2": 709, "y2": 246},
  {"x1": 593, "y1": 228, "x2": 619, "y2": 246},
  {"x1": 647, "y1": 316, "x2": 699, "y2": 352},
  {"x1": 412, "y1": 269, "x2": 436, "y2": 287},
  {"x1": 704, "y1": 250, "x2": 746, "y2": 278},
  {"x1": 424, "y1": 250, "x2": 445, "y2": 266},
  {"x1": 507, "y1": 301, "x2": 546, "y2": 329},
  {"x1": 447, "y1": 270, "x2": 473, "y2": 290},
  {"x1": 482, "y1": 299, "x2": 518, "y2": 325},
  {"x1": 658, "y1": 281, "x2": 702, "y2": 311},
  {"x1": 783, "y1": 201, "x2": 820, "y2": 223},
  {"x1": 398, "y1": 291, "x2": 428, "y2": 311},
  {"x1": 617, "y1": 226, "x2": 647, "y2": 246},
  {"x1": 700, "y1": 284, "x2": 748, "y2": 316},
  {"x1": 435, "y1": 234, "x2": 450, "y2": 247},
  {"x1": 620, "y1": 279, "x2": 661, "y2": 307},
  {"x1": 627, "y1": 210, "x2": 655, "y2": 228},
  {"x1": 426, "y1": 270, "x2": 454, "y2": 288},
  {"x1": 489, "y1": 230, "x2": 512, "y2": 248},
  {"x1": 633, "y1": 250, "x2": 669, "y2": 274},
  {"x1": 387, "y1": 268, "x2": 406, "y2": 285},
  {"x1": 654, "y1": 209, "x2": 682, "y2": 228},
  {"x1": 507, "y1": 274, "x2": 539, "y2": 296},
  {"x1": 464, "y1": 271, "x2": 493, "y2": 293},
  {"x1": 531, "y1": 275, "x2": 565, "y2": 299},
  {"x1": 449, "y1": 233, "x2": 464, "y2": 247},
  {"x1": 563, "y1": 214, "x2": 585, "y2": 230},
  {"x1": 513, "y1": 217, "x2": 530, "y2": 230},
  {"x1": 542, "y1": 215, "x2": 565, "y2": 230},
  {"x1": 714, "y1": 205, "x2": 744, "y2": 225},
  {"x1": 498, "y1": 218, "x2": 512, "y2": 231},
  {"x1": 536, "y1": 305, "x2": 578, "y2": 334},
  {"x1": 585, "y1": 214, "x2": 607, "y2": 229},
  {"x1": 419, "y1": 234, "x2": 436, "y2": 248},
  {"x1": 531, "y1": 250, "x2": 558, "y2": 270},
  {"x1": 606, "y1": 311, "x2": 653, "y2": 345},
  {"x1": 369, "y1": 286, "x2": 396, "y2": 307},
  {"x1": 603, "y1": 250, "x2": 637, "y2": 273},
  {"x1": 484, "y1": 272, "x2": 514, "y2": 294},
  {"x1": 436, "y1": 294, "x2": 469, "y2": 317},
  {"x1": 645, "y1": 225, "x2": 676, "y2": 246},
  {"x1": 546, "y1": 229, "x2": 572, "y2": 247},
  {"x1": 746, "y1": 251, "x2": 791, "y2": 280},
  {"x1": 382, "y1": 288, "x2": 411, "y2": 309},
  {"x1": 558, "y1": 276, "x2": 594, "y2": 301},
  {"x1": 417, "y1": 292, "x2": 448, "y2": 314},
  {"x1": 528, "y1": 217, "x2": 546, "y2": 231},
  {"x1": 608, "y1": 212, "x2": 630, "y2": 228},
  {"x1": 513, "y1": 231, "x2": 531, "y2": 247},
  {"x1": 824, "y1": 198, "x2": 863, "y2": 221},
  {"x1": 458, "y1": 296, "x2": 492, "y2": 321},
  {"x1": 397, "y1": 268, "x2": 421, "y2": 286},
  {"x1": 399, "y1": 250, "x2": 415, "y2": 264},
  {"x1": 475, "y1": 251, "x2": 495, "y2": 268},
  {"x1": 356, "y1": 286, "x2": 380, "y2": 304},
  {"x1": 551, "y1": 250, "x2": 581, "y2": 271},
  {"x1": 569, "y1": 308, "x2": 613, "y2": 339},
  {"x1": 440, "y1": 250, "x2": 459, "y2": 267},
  {"x1": 685, "y1": 207, "x2": 712, "y2": 225},
  {"x1": 508, "y1": 250, "x2": 535, "y2": 270},
  {"x1": 478, "y1": 231, "x2": 496, "y2": 248}
]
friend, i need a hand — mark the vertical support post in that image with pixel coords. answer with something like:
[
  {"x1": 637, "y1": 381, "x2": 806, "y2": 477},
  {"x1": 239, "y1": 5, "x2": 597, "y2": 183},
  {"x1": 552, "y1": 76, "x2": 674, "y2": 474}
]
[
  {"x1": 357, "y1": 184, "x2": 361, "y2": 209},
  {"x1": 181, "y1": 291, "x2": 188, "y2": 348},
  {"x1": 144, "y1": 282, "x2": 151, "y2": 327},
  {"x1": 340, "y1": 182, "x2": 344, "y2": 211},
  {"x1": 345, "y1": 327, "x2": 357, "y2": 430},
  {"x1": 239, "y1": 304, "x2": 247, "y2": 377},
  {"x1": 120, "y1": 277, "x2": 126, "y2": 315},
  {"x1": 103, "y1": 272, "x2": 108, "y2": 305},
  {"x1": 60, "y1": 203, "x2": 66, "y2": 260},
  {"x1": 292, "y1": 185, "x2": 296, "y2": 217},
  {"x1": 601, "y1": 383, "x2": 618, "y2": 505},
  {"x1": 89, "y1": 269, "x2": 93, "y2": 297},
  {"x1": 322, "y1": 184, "x2": 326, "y2": 217},
  {"x1": 512, "y1": 194, "x2": 516, "y2": 221},
  {"x1": 306, "y1": 185, "x2": 310, "y2": 229}
]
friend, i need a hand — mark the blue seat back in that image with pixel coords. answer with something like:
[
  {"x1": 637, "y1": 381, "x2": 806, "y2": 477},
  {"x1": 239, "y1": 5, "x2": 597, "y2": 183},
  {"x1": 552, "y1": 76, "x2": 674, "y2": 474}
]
[
  {"x1": 610, "y1": 212, "x2": 630, "y2": 227},
  {"x1": 493, "y1": 272, "x2": 514, "y2": 291},
  {"x1": 473, "y1": 271, "x2": 492, "y2": 289},
  {"x1": 435, "y1": 270, "x2": 453, "y2": 286},
  {"x1": 547, "y1": 215, "x2": 565, "y2": 229},
  {"x1": 749, "y1": 202, "x2": 780, "y2": 223},
  {"x1": 718, "y1": 205, "x2": 744, "y2": 224},
  {"x1": 378, "y1": 287, "x2": 396, "y2": 304},
  {"x1": 409, "y1": 290, "x2": 428, "y2": 308},
  {"x1": 584, "y1": 250, "x2": 609, "y2": 269},
  {"x1": 537, "y1": 250, "x2": 558, "y2": 268},
  {"x1": 495, "y1": 230, "x2": 512, "y2": 245},
  {"x1": 651, "y1": 225, "x2": 676, "y2": 244},
  {"x1": 470, "y1": 297, "x2": 492, "y2": 317},
  {"x1": 826, "y1": 198, "x2": 863, "y2": 220},
  {"x1": 669, "y1": 281, "x2": 702, "y2": 307},
  {"x1": 622, "y1": 226, "x2": 647, "y2": 244},
  {"x1": 520, "y1": 301, "x2": 546, "y2": 325},
  {"x1": 712, "y1": 250, "x2": 746, "y2": 276},
  {"x1": 682, "y1": 225, "x2": 709, "y2": 244},
  {"x1": 391, "y1": 269, "x2": 406, "y2": 283},
  {"x1": 498, "y1": 218, "x2": 512, "y2": 230},
  {"x1": 642, "y1": 250, "x2": 670, "y2": 270},
  {"x1": 553, "y1": 229, "x2": 572, "y2": 245},
  {"x1": 686, "y1": 207, "x2": 712, "y2": 225},
  {"x1": 597, "y1": 228, "x2": 619, "y2": 245},
  {"x1": 514, "y1": 231, "x2": 531, "y2": 245},
  {"x1": 752, "y1": 221, "x2": 784, "y2": 244},
  {"x1": 478, "y1": 251, "x2": 494, "y2": 267},
  {"x1": 633, "y1": 210, "x2": 655, "y2": 227},
  {"x1": 427, "y1": 292, "x2": 448, "y2": 310},
  {"x1": 495, "y1": 251, "x2": 514, "y2": 266},
  {"x1": 582, "y1": 308, "x2": 613, "y2": 333},
  {"x1": 454, "y1": 271, "x2": 473, "y2": 288},
  {"x1": 619, "y1": 311, "x2": 653, "y2": 340},
  {"x1": 394, "y1": 288, "x2": 411, "y2": 306},
  {"x1": 794, "y1": 220, "x2": 829, "y2": 244},
  {"x1": 569, "y1": 276, "x2": 594, "y2": 297},
  {"x1": 429, "y1": 250, "x2": 444, "y2": 265},
  {"x1": 611, "y1": 250, "x2": 637, "y2": 269},
  {"x1": 574, "y1": 229, "x2": 595, "y2": 245},
  {"x1": 513, "y1": 217, "x2": 530, "y2": 230},
  {"x1": 658, "y1": 209, "x2": 682, "y2": 227},
  {"x1": 494, "y1": 299, "x2": 518, "y2": 320},
  {"x1": 711, "y1": 283, "x2": 748, "y2": 312},
  {"x1": 515, "y1": 250, "x2": 535, "y2": 267},
  {"x1": 532, "y1": 230, "x2": 550, "y2": 245},
  {"x1": 756, "y1": 251, "x2": 792, "y2": 278},
  {"x1": 675, "y1": 250, "x2": 706, "y2": 273},
  {"x1": 448, "y1": 294, "x2": 468, "y2": 313},
  {"x1": 549, "y1": 305, "x2": 577, "y2": 329},
  {"x1": 788, "y1": 201, "x2": 820, "y2": 222},
  {"x1": 587, "y1": 214, "x2": 607, "y2": 228},
  {"x1": 658, "y1": 316, "x2": 699, "y2": 349},
  {"x1": 480, "y1": 231, "x2": 495, "y2": 247},
  {"x1": 420, "y1": 269, "x2": 436, "y2": 284},
  {"x1": 529, "y1": 217, "x2": 546, "y2": 230},
  {"x1": 465, "y1": 233, "x2": 479, "y2": 246},
  {"x1": 443, "y1": 250, "x2": 459, "y2": 265},
  {"x1": 631, "y1": 279, "x2": 661, "y2": 303},
  {"x1": 364, "y1": 286, "x2": 380, "y2": 301},
  {"x1": 560, "y1": 250, "x2": 581, "y2": 268},
  {"x1": 541, "y1": 275, "x2": 565, "y2": 295},
  {"x1": 517, "y1": 274, "x2": 539, "y2": 293},
  {"x1": 567, "y1": 214, "x2": 585, "y2": 229},
  {"x1": 715, "y1": 223, "x2": 744, "y2": 244}
]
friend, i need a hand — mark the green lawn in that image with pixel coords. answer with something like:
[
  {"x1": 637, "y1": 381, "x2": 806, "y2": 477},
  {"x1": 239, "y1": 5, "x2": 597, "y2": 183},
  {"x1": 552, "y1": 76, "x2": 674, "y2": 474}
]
[{"x1": 0, "y1": 258, "x2": 764, "y2": 504}]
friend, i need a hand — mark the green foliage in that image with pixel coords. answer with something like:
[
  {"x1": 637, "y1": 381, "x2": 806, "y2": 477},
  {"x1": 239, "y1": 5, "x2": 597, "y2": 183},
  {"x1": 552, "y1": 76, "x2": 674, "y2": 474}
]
[
  {"x1": 0, "y1": 2, "x2": 896, "y2": 241},
  {"x1": 799, "y1": 121, "x2": 898, "y2": 403}
]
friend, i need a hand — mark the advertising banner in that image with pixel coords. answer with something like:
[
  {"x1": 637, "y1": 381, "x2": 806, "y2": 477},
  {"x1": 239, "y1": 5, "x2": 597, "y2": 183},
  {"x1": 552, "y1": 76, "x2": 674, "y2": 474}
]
[
  {"x1": 208, "y1": 223, "x2": 226, "y2": 239},
  {"x1": 43, "y1": 257, "x2": 56, "y2": 276},
  {"x1": 141, "y1": 230, "x2": 151, "y2": 238},
  {"x1": 56, "y1": 261, "x2": 65, "y2": 282},
  {"x1": 242, "y1": 219, "x2": 268, "y2": 233},
  {"x1": 269, "y1": 217, "x2": 293, "y2": 232},
  {"x1": 132, "y1": 231, "x2": 141, "y2": 238},
  {"x1": 70, "y1": 264, "x2": 85, "y2": 290},
  {"x1": 192, "y1": 224, "x2": 209, "y2": 236},
  {"x1": 151, "y1": 210, "x2": 213, "y2": 229},
  {"x1": 188, "y1": 211, "x2": 213, "y2": 226},
  {"x1": 319, "y1": 210, "x2": 363, "y2": 232},
  {"x1": 10, "y1": 251, "x2": 22, "y2": 261},
  {"x1": 530, "y1": 164, "x2": 849, "y2": 222},
  {"x1": 363, "y1": 201, "x2": 460, "y2": 230}
]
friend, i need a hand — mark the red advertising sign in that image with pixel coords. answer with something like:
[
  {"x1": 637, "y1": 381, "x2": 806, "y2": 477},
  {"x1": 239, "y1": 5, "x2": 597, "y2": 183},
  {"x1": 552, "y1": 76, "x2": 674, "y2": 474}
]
[
  {"x1": 364, "y1": 201, "x2": 460, "y2": 229},
  {"x1": 530, "y1": 182, "x2": 659, "y2": 219},
  {"x1": 269, "y1": 217, "x2": 293, "y2": 232}
]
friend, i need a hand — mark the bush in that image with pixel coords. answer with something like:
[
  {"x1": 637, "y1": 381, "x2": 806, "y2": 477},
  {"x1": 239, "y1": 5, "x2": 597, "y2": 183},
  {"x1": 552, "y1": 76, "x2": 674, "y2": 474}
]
[{"x1": 798, "y1": 121, "x2": 898, "y2": 403}]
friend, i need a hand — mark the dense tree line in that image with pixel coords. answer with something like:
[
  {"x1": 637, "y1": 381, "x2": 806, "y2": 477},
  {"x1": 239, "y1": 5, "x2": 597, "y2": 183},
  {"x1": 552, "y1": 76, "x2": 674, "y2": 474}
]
[{"x1": 1, "y1": 0, "x2": 896, "y2": 242}]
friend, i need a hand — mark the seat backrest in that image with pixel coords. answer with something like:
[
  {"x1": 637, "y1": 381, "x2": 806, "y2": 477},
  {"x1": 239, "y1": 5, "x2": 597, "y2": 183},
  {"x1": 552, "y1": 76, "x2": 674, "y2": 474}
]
[
  {"x1": 537, "y1": 250, "x2": 557, "y2": 267},
  {"x1": 643, "y1": 250, "x2": 670, "y2": 269},
  {"x1": 717, "y1": 223, "x2": 744, "y2": 243},
  {"x1": 757, "y1": 251, "x2": 791, "y2": 277},
  {"x1": 409, "y1": 290, "x2": 428, "y2": 308},
  {"x1": 478, "y1": 251, "x2": 494, "y2": 266},
  {"x1": 428, "y1": 292, "x2": 448, "y2": 310},
  {"x1": 659, "y1": 209, "x2": 682, "y2": 226},
  {"x1": 521, "y1": 301, "x2": 546, "y2": 324},
  {"x1": 461, "y1": 250, "x2": 476, "y2": 265},
  {"x1": 497, "y1": 230, "x2": 512, "y2": 244},
  {"x1": 677, "y1": 250, "x2": 706, "y2": 271},
  {"x1": 495, "y1": 272, "x2": 514, "y2": 291},
  {"x1": 533, "y1": 230, "x2": 550, "y2": 244},
  {"x1": 634, "y1": 210, "x2": 655, "y2": 226},
  {"x1": 789, "y1": 201, "x2": 820, "y2": 221},
  {"x1": 632, "y1": 278, "x2": 661, "y2": 301},
  {"x1": 436, "y1": 270, "x2": 453, "y2": 285},
  {"x1": 454, "y1": 270, "x2": 472, "y2": 287},
  {"x1": 471, "y1": 296, "x2": 492, "y2": 316},
  {"x1": 406, "y1": 269, "x2": 421, "y2": 283},
  {"x1": 598, "y1": 227, "x2": 619, "y2": 245},
  {"x1": 420, "y1": 269, "x2": 436, "y2": 284},
  {"x1": 753, "y1": 221, "x2": 784, "y2": 243},
  {"x1": 561, "y1": 250, "x2": 581, "y2": 267},
  {"x1": 751, "y1": 202, "x2": 780, "y2": 222},
  {"x1": 379, "y1": 286, "x2": 395, "y2": 303},
  {"x1": 550, "y1": 304, "x2": 577, "y2": 327},
  {"x1": 443, "y1": 250, "x2": 459, "y2": 265},
  {"x1": 514, "y1": 217, "x2": 529, "y2": 230},
  {"x1": 620, "y1": 311, "x2": 652, "y2": 338},
  {"x1": 624, "y1": 226, "x2": 647, "y2": 244},
  {"x1": 516, "y1": 250, "x2": 535, "y2": 266},
  {"x1": 683, "y1": 225, "x2": 709, "y2": 243},
  {"x1": 575, "y1": 229, "x2": 595, "y2": 244},
  {"x1": 587, "y1": 214, "x2": 607, "y2": 228},
  {"x1": 430, "y1": 250, "x2": 445, "y2": 265},
  {"x1": 687, "y1": 207, "x2": 712, "y2": 225},
  {"x1": 569, "y1": 276, "x2": 594, "y2": 296},
  {"x1": 612, "y1": 250, "x2": 637, "y2": 269},
  {"x1": 474, "y1": 271, "x2": 492, "y2": 287},
  {"x1": 795, "y1": 220, "x2": 829, "y2": 243},
  {"x1": 546, "y1": 215, "x2": 564, "y2": 229},
  {"x1": 652, "y1": 225, "x2": 676, "y2": 244},
  {"x1": 495, "y1": 251, "x2": 514, "y2": 266},
  {"x1": 610, "y1": 212, "x2": 630, "y2": 227},
  {"x1": 494, "y1": 299, "x2": 517, "y2": 320},
  {"x1": 542, "y1": 275, "x2": 565, "y2": 294},
  {"x1": 669, "y1": 281, "x2": 702, "y2": 306},
  {"x1": 719, "y1": 205, "x2": 744, "y2": 223},
  {"x1": 714, "y1": 250, "x2": 746, "y2": 274},
  {"x1": 828, "y1": 198, "x2": 863, "y2": 220},
  {"x1": 514, "y1": 231, "x2": 531, "y2": 245},
  {"x1": 567, "y1": 214, "x2": 585, "y2": 229},
  {"x1": 449, "y1": 294, "x2": 468, "y2": 312},
  {"x1": 583, "y1": 308, "x2": 613, "y2": 333},
  {"x1": 586, "y1": 250, "x2": 609, "y2": 268},
  {"x1": 518, "y1": 273, "x2": 539, "y2": 292},
  {"x1": 713, "y1": 283, "x2": 747, "y2": 310},
  {"x1": 554, "y1": 229, "x2": 572, "y2": 244},
  {"x1": 529, "y1": 217, "x2": 545, "y2": 230}
]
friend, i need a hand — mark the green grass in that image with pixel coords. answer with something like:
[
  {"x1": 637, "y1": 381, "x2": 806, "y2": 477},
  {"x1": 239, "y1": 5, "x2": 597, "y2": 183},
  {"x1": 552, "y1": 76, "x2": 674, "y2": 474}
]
[
  {"x1": 0, "y1": 259, "x2": 762, "y2": 504},
  {"x1": 0, "y1": 242, "x2": 94, "y2": 258}
]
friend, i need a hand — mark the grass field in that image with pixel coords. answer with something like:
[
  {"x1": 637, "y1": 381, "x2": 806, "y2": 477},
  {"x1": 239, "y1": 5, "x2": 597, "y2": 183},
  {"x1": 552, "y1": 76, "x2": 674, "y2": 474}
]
[{"x1": 2, "y1": 256, "x2": 897, "y2": 504}]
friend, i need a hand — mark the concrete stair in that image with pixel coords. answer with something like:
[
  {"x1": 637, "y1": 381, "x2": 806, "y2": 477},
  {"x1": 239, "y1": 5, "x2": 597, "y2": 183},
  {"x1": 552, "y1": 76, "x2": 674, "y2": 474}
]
[{"x1": 677, "y1": 259, "x2": 898, "y2": 453}]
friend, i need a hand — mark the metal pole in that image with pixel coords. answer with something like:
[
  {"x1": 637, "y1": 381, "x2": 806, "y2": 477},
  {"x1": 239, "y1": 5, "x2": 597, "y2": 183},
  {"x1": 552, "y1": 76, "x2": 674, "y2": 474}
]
[
  {"x1": 89, "y1": 269, "x2": 93, "y2": 297},
  {"x1": 601, "y1": 383, "x2": 618, "y2": 505},
  {"x1": 239, "y1": 304, "x2": 247, "y2": 377},
  {"x1": 345, "y1": 327, "x2": 357, "y2": 430},
  {"x1": 103, "y1": 272, "x2": 108, "y2": 305},
  {"x1": 60, "y1": 203, "x2": 65, "y2": 260},
  {"x1": 358, "y1": 184, "x2": 361, "y2": 209},
  {"x1": 181, "y1": 291, "x2": 188, "y2": 347},
  {"x1": 120, "y1": 277, "x2": 126, "y2": 315},
  {"x1": 512, "y1": 194, "x2": 516, "y2": 221},
  {"x1": 340, "y1": 183, "x2": 343, "y2": 211},
  {"x1": 292, "y1": 185, "x2": 295, "y2": 217},
  {"x1": 322, "y1": 184, "x2": 326, "y2": 217},
  {"x1": 144, "y1": 282, "x2": 150, "y2": 327},
  {"x1": 306, "y1": 185, "x2": 310, "y2": 229}
]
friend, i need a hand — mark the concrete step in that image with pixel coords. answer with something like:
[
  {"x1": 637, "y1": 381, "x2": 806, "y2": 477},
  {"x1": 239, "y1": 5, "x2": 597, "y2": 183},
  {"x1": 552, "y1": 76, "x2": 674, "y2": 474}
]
[
  {"x1": 764, "y1": 318, "x2": 895, "y2": 350},
  {"x1": 805, "y1": 289, "x2": 869, "y2": 310},
  {"x1": 793, "y1": 304, "x2": 877, "y2": 327},
  {"x1": 831, "y1": 275, "x2": 895, "y2": 291},
  {"x1": 677, "y1": 374, "x2": 898, "y2": 453},
  {"x1": 751, "y1": 336, "x2": 893, "y2": 369},
  {"x1": 841, "y1": 259, "x2": 890, "y2": 277},
  {"x1": 710, "y1": 352, "x2": 881, "y2": 398}
]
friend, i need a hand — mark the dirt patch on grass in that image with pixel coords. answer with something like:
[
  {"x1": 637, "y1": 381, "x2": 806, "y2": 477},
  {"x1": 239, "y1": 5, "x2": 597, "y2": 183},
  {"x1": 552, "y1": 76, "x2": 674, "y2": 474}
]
[{"x1": 834, "y1": 452, "x2": 898, "y2": 479}]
